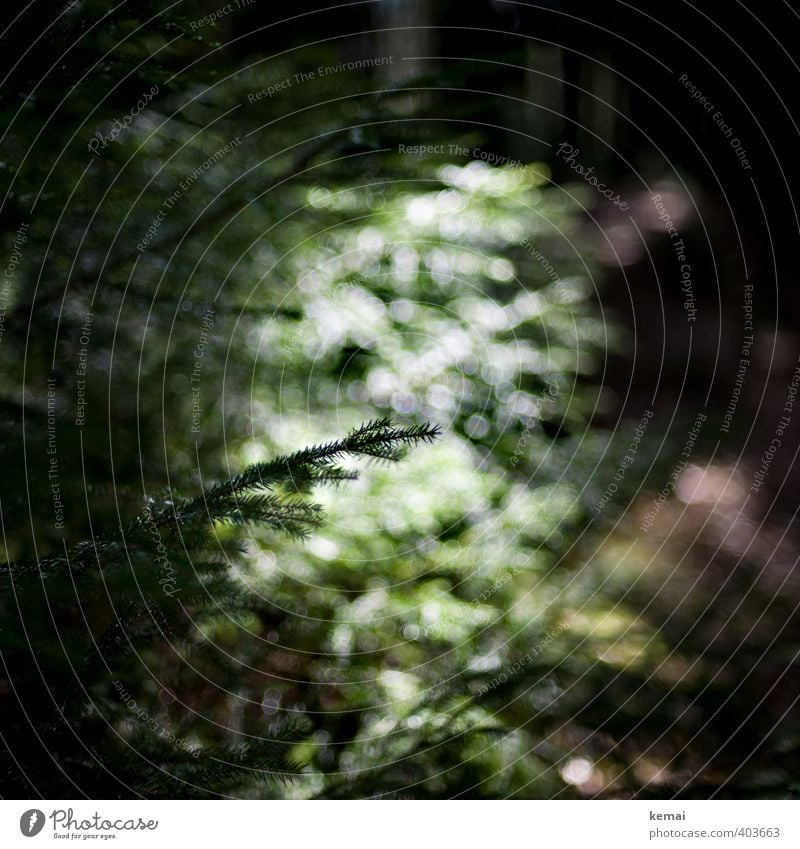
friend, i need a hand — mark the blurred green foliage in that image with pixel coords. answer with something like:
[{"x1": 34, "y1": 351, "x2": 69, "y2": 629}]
[
  {"x1": 0, "y1": 13, "x2": 608, "y2": 792},
  {"x1": 5, "y1": 2, "x2": 797, "y2": 800}
]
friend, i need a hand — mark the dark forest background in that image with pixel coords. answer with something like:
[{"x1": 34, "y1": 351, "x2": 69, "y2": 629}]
[{"x1": 1, "y1": 0, "x2": 800, "y2": 799}]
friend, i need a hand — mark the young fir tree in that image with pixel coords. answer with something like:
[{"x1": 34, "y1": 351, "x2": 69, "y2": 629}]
[{"x1": 0, "y1": 419, "x2": 439, "y2": 798}]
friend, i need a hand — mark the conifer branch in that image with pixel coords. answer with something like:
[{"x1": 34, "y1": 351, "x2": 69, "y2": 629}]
[
  {"x1": 1, "y1": 419, "x2": 440, "y2": 582},
  {"x1": 201, "y1": 418, "x2": 441, "y2": 502}
]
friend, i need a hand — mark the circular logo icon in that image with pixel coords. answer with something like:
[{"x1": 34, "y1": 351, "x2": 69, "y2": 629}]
[{"x1": 19, "y1": 810, "x2": 45, "y2": 837}]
